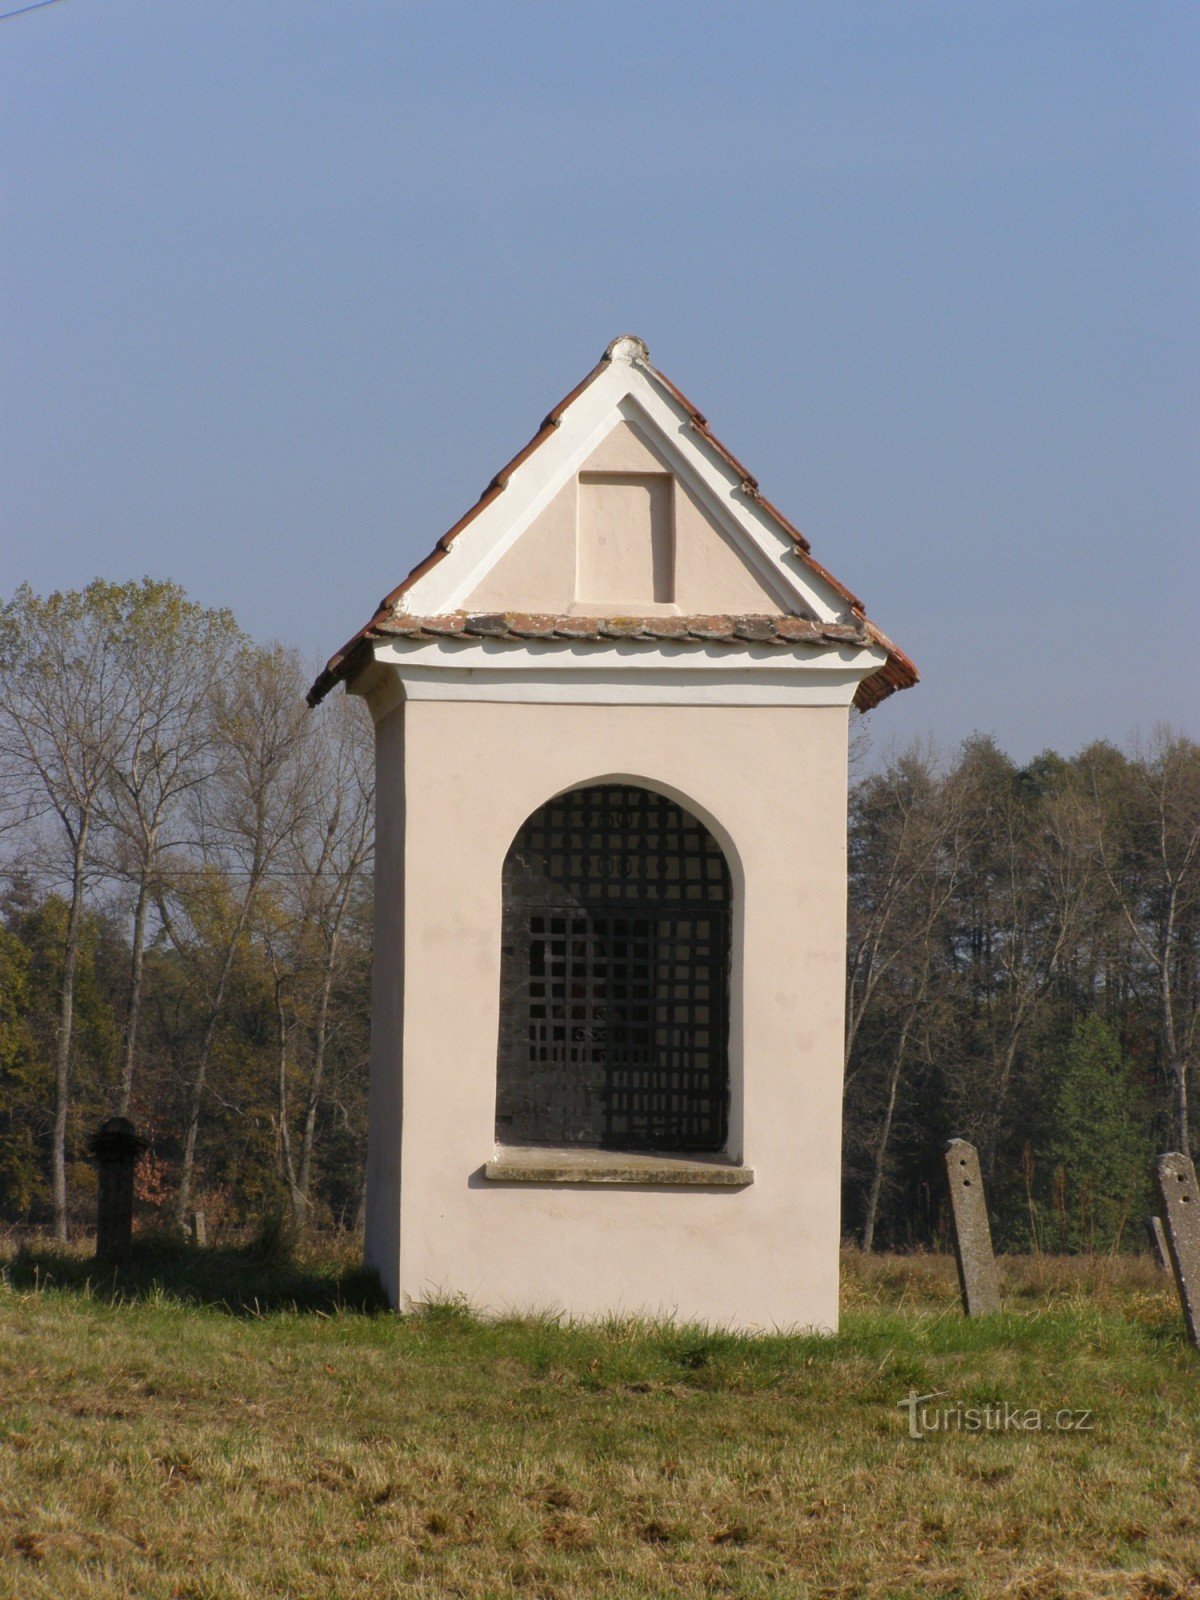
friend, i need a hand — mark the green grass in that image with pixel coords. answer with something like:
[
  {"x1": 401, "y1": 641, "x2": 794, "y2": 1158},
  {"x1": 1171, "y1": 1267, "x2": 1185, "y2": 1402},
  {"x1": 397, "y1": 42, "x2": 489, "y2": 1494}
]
[{"x1": 0, "y1": 1242, "x2": 1196, "y2": 1598}]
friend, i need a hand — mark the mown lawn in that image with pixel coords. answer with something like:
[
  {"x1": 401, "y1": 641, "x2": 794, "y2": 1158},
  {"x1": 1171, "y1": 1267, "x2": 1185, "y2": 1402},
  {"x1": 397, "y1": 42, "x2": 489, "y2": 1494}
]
[{"x1": 0, "y1": 1242, "x2": 1196, "y2": 1599}]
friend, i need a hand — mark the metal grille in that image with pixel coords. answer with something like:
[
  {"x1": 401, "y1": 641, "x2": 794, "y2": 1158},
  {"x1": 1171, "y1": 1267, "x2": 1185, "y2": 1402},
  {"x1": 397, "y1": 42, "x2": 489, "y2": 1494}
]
[{"x1": 497, "y1": 785, "x2": 730, "y2": 1152}]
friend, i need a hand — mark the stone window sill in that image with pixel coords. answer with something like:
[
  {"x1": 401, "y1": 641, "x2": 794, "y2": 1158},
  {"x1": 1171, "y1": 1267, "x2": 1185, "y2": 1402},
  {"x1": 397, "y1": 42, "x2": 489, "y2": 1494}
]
[{"x1": 483, "y1": 1146, "x2": 754, "y2": 1187}]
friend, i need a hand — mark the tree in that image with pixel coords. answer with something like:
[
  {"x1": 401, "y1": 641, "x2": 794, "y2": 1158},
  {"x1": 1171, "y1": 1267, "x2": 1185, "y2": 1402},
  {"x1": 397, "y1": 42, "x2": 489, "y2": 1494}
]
[
  {"x1": 165, "y1": 643, "x2": 315, "y2": 1226},
  {"x1": 1040, "y1": 1016, "x2": 1143, "y2": 1251},
  {"x1": 100, "y1": 584, "x2": 245, "y2": 1118},
  {"x1": 287, "y1": 693, "x2": 373, "y2": 1226},
  {"x1": 845, "y1": 743, "x2": 951, "y2": 1076},
  {"x1": 1083, "y1": 731, "x2": 1200, "y2": 1154},
  {"x1": 946, "y1": 739, "x2": 1095, "y2": 1177},
  {"x1": 0, "y1": 582, "x2": 146, "y2": 1236},
  {"x1": 844, "y1": 745, "x2": 966, "y2": 1250},
  {"x1": 0, "y1": 924, "x2": 38, "y2": 1216}
]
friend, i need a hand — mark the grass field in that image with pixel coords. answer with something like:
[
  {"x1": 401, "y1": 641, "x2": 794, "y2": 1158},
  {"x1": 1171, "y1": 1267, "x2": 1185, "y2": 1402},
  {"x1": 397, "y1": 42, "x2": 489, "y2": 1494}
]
[{"x1": 1, "y1": 1239, "x2": 1197, "y2": 1599}]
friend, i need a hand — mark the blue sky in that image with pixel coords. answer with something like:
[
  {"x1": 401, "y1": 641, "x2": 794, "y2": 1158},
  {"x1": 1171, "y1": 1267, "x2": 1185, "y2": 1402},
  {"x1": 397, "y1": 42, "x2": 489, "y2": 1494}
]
[{"x1": 2, "y1": 1, "x2": 1196, "y2": 762}]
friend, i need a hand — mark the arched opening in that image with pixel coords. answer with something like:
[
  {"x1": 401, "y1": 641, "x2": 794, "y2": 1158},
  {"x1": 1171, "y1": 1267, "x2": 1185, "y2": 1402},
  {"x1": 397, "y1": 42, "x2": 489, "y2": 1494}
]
[{"x1": 496, "y1": 783, "x2": 731, "y2": 1153}]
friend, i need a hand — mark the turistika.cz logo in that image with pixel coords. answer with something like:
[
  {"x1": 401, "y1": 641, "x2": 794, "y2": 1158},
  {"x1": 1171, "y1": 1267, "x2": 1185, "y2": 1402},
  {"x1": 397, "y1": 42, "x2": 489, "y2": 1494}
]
[{"x1": 897, "y1": 1390, "x2": 1095, "y2": 1441}]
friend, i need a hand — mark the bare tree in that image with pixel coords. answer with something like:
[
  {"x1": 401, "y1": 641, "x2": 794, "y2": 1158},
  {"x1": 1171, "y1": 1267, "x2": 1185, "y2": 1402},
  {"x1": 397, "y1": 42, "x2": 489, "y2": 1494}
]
[
  {"x1": 948, "y1": 741, "x2": 1096, "y2": 1173},
  {"x1": 859, "y1": 950, "x2": 934, "y2": 1254},
  {"x1": 845, "y1": 746, "x2": 967, "y2": 1249},
  {"x1": 845, "y1": 742, "x2": 953, "y2": 1078},
  {"x1": 99, "y1": 585, "x2": 244, "y2": 1117},
  {"x1": 289, "y1": 693, "x2": 373, "y2": 1226},
  {"x1": 218, "y1": 689, "x2": 372, "y2": 1229},
  {"x1": 858, "y1": 800, "x2": 965, "y2": 1251},
  {"x1": 263, "y1": 921, "x2": 299, "y2": 1203},
  {"x1": 164, "y1": 644, "x2": 315, "y2": 1227},
  {"x1": 1084, "y1": 730, "x2": 1200, "y2": 1151},
  {"x1": 0, "y1": 583, "x2": 142, "y2": 1237}
]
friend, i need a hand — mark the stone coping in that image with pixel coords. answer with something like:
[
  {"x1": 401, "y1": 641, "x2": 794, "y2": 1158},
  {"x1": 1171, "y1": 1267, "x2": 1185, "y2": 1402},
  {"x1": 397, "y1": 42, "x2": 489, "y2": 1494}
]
[{"x1": 483, "y1": 1146, "x2": 754, "y2": 1187}]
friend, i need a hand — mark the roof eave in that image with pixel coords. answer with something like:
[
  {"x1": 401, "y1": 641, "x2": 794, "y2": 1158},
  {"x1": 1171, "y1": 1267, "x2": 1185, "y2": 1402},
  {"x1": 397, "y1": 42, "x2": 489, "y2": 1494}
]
[{"x1": 307, "y1": 612, "x2": 919, "y2": 712}]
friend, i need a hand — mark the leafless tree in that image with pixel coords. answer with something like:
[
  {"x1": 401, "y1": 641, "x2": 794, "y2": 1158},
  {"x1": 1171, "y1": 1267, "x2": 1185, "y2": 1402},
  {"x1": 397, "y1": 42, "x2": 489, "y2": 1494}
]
[
  {"x1": 288, "y1": 694, "x2": 373, "y2": 1225},
  {"x1": 858, "y1": 829, "x2": 965, "y2": 1250},
  {"x1": 0, "y1": 582, "x2": 143, "y2": 1237},
  {"x1": 99, "y1": 585, "x2": 245, "y2": 1118},
  {"x1": 845, "y1": 742, "x2": 957, "y2": 1079},
  {"x1": 1084, "y1": 729, "x2": 1200, "y2": 1151},
  {"x1": 946, "y1": 742, "x2": 1096, "y2": 1173},
  {"x1": 164, "y1": 643, "x2": 315, "y2": 1227},
  {"x1": 846, "y1": 747, "x2": 967, "y2": 1249},
  {"x1": 253, "y1": 691, "x2": 372, "y2": 1227}
]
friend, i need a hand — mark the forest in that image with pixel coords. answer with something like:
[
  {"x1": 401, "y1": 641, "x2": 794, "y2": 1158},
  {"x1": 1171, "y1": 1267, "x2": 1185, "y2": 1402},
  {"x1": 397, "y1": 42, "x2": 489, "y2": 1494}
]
[{"x1": 0, "y1": 579, "x2": 1196, "y2": 1252}]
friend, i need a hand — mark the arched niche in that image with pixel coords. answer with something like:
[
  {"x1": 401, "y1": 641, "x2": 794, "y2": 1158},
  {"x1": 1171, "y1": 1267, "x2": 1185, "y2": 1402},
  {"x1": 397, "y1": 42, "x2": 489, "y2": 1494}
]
[{"x1": 495, "y1": 782, "x2": 732, "y2": 1153}]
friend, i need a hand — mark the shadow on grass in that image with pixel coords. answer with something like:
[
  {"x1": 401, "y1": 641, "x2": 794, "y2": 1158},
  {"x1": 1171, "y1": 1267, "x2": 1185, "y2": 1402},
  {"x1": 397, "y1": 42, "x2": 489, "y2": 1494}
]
[{"x1": 4, "y1": 1235, "x2": 389, "y2": 1317}]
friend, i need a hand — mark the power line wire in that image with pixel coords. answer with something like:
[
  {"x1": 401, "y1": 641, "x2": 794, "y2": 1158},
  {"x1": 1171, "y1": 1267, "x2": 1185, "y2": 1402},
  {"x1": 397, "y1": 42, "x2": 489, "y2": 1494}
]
[{"x1": 0, "y1": 0, "x2": 68, "y2": 22}]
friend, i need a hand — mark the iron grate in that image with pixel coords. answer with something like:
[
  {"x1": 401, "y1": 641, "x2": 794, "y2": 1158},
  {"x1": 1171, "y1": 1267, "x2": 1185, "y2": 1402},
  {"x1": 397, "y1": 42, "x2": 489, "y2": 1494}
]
[{"x1": 497, "y1": 785, "x2": 730, "y2": 1152}]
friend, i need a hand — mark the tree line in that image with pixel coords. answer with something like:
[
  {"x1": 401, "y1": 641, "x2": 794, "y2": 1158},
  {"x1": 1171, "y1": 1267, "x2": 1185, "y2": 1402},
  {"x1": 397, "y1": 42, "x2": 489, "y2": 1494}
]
[
  {"x1": 843, "y1": 725, "x2": 1199, "y2": 1251},
  {"x1": 0, "y1": 580, "x2": 1196, "y2": 1250},
  {"x1": 0, "y1": 581, "x2": 371, "y2": 1241}
]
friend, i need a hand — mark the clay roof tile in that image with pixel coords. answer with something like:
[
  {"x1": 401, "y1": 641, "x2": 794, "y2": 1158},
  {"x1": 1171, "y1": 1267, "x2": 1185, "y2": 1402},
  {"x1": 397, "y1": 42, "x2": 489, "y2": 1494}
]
[
  {"x1": 732, "y1": 616, "x2": 782, "y2": 643},
  {"x1": 504, "y1": 613, "x2": 561, "y2": 639},
  {"x1": 551, "y1": 617, "x2": 602, "y2": 639},
  {"x1": 462, "y1": 613, "x2": 512, "y2": 637},
  {"x1": 598, "y1": 618, "x2": 651, "y2": 640}
]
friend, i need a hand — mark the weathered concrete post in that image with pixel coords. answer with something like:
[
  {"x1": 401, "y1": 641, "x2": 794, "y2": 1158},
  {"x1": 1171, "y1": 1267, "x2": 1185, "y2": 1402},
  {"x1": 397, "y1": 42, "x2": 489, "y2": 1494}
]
[
  {"x1": 1146, "y1": 1214, "x2": 1171, "y2": 1273},
  {"x1": 89, "y1": 1117, "x2": 146, "y2": 1267},
  {"x1": 944, "y1": 1138, "x2": 1001, "y2": 1316},
  {"x1": 1152, "y1": 1152, "x2": 1200, "y2": 1348}
]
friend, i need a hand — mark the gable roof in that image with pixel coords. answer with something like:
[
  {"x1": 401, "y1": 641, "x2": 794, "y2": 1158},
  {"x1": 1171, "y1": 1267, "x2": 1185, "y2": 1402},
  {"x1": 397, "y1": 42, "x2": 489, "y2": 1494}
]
[{"x1": 308, "y1": 335, "x2": 917, "y2": 710}]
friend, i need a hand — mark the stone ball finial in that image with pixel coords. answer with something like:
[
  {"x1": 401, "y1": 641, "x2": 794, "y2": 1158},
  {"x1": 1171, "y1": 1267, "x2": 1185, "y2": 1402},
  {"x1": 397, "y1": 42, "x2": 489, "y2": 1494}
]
[{"x1": 605, "y1": 333, "x2": 649, "y2": 364}]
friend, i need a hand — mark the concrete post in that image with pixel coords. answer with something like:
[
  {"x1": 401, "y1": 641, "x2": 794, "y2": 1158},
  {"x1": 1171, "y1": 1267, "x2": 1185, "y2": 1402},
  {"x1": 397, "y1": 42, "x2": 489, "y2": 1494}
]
[
  {"x1": 1146, "y1": 1214, "x2": 1171, "y2": 1273},
  {"x1": 944, "y1": 1137, "x2": 1001, "y2": 1316},
  {"x1": 89, "y1": 1117, "x2": 146, "y2": 1267},
  {"x1": 1152, "y1": 1152, "x2": 1200, "y2": 1348}
]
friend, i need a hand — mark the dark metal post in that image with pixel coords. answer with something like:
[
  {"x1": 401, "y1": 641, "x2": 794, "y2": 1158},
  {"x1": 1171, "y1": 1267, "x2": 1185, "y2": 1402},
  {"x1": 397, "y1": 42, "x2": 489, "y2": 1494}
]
[{"x1": 89, "y1": 1117, "x2": 146, "y2": 1267}]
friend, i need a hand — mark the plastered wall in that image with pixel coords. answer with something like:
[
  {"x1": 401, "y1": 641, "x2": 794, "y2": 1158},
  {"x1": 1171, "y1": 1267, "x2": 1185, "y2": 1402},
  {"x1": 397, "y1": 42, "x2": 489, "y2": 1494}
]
[
  {"x1": 465, "y1": 421, "x2": 788, "y2": 616},
  {"x1": 365, "y1": 696, "x2": 850, "y2": 1332}
]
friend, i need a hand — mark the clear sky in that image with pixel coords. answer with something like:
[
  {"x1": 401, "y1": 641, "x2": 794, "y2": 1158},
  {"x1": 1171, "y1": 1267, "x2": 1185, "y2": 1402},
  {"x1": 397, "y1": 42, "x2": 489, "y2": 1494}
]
[{"x1": 2, "y1": 1, "x2": 1197, "y2": 764}]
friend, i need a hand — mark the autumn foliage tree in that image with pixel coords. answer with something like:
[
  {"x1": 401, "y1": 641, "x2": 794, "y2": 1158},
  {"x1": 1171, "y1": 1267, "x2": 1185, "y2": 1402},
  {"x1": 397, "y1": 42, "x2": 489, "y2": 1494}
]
[{"x1": 0, "y1": 583, "x2": 373, "y2": 1238}]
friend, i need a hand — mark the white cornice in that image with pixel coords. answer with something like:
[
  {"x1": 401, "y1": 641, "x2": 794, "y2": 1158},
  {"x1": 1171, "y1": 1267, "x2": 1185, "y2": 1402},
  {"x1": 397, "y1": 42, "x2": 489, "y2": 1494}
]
[{"x1": 359, "y1": 637, "x2": 886, "y2": 720}]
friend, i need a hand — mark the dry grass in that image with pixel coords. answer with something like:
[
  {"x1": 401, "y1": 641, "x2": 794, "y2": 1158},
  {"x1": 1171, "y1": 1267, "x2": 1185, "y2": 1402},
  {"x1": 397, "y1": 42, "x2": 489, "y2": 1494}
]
[{"x1": 0, "y1": 1242, "x2": 1196, "y2": 1598}]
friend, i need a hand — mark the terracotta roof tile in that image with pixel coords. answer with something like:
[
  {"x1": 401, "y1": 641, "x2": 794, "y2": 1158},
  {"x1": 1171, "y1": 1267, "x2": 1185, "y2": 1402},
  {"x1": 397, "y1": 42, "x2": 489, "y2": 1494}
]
[
  {"x1": 312, "y1": 607, "x2": 914, "y2": 712},
  {"x1": 774, "y1": 616, "x2": 823, "y2": 643},
  {"x1": 641, "y1": 614, "x2": 690, "y2": 638},
  {"x1": 462, "y1": 613, "x2": 511, "y2": 637},
  {"x1": 374, "y1": 612, "x2": 857, "y2": 649},
  {"x1": 598, "y1": 618, "x2": 651, "y2": 639},
  {"x1": 684, "y1": 616, "x2": 737, "y2": 642},
  {"x1": 504, "y1": 613, "x2": 561, "y2": 639},
  {"x1": 382, "y1": 614, "x2": 423, "y2": 637},
  {"x1": 732, "y1": 617, "x2": 781, "y2": 643}
]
